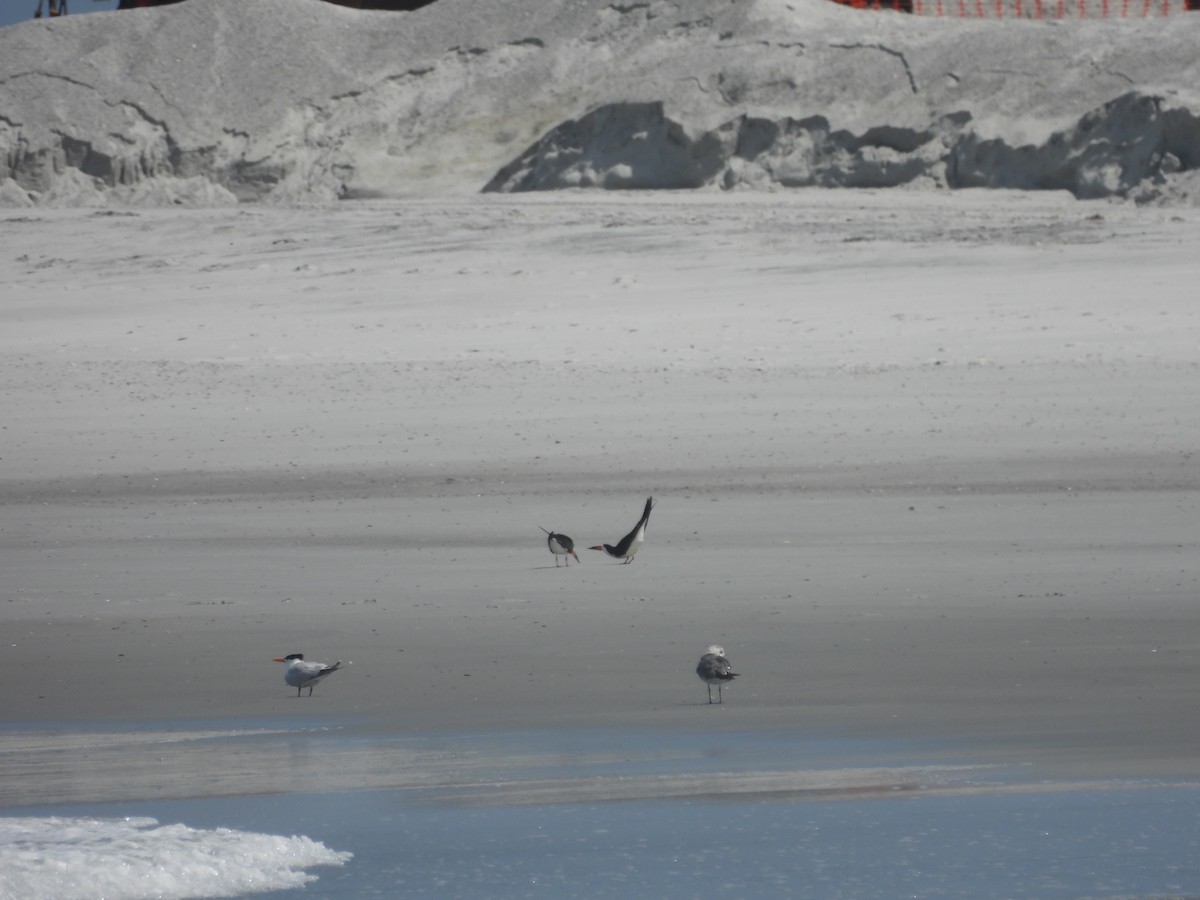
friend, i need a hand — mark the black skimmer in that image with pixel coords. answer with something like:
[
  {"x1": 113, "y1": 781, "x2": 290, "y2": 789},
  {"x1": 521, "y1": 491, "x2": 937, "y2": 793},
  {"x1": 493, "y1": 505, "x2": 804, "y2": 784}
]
[
  {"x1": 273, "y1": 653, "x2": 343, "y2": 697},
  {"x1": 589, "y1": 496, "x2": 654, "y2": 564},
  {"x1": 540, "y1": 527, "x2": 580, "y2": 566},
  {"x1": 696, "y1": 645, "x2": 738, "y2": 704}
]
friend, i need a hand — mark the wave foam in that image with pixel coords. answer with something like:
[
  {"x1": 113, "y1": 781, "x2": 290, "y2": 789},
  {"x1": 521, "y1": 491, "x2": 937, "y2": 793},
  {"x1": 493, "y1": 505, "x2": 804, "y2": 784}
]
[{"x1": 0, "y1": 816, "x2": 352, "y2": 900}]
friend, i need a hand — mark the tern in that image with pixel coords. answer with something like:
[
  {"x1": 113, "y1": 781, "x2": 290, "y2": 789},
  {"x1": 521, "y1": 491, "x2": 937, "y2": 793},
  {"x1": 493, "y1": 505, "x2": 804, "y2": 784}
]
[
  {"x1": 589, "y1": 496, "x2": 654, "y2": 564},
  {"x1": 273, "y1": 653, "x2": 343, "y2": 697},
  {"x1": 540, "y1": 527, "x2": 580, "y2": 566},
  {"x1": 696, "y1": 645, "x2": 739, "y2": 704}
]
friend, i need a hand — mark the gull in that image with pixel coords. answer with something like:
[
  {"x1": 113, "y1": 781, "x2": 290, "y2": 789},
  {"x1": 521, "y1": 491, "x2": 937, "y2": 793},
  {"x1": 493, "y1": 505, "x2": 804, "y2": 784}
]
[
  {"x1": 696, "y1": 645, "x2": 739, "y2": 704},
  {"x1": 540, "y1": 526, "x2": 580, "y2": 566},
  {"x1": 273, "y1": 653, "x2": 343, "y2": 697},
  {"x1": 589, "y1": 496, "x2": 654, "y2": 564}
]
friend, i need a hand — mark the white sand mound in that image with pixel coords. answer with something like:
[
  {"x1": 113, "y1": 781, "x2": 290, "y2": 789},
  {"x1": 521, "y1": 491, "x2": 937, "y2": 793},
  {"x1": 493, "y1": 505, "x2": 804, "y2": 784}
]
[{"x1": 1, "y1": 0, "x2": 1199, "y2": 205}]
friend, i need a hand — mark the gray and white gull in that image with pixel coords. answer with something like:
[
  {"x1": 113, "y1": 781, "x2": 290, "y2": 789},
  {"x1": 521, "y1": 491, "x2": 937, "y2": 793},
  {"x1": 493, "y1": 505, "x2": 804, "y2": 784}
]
[{"x1": 696, "y1": 645, "x2": 739, "y2": 704}]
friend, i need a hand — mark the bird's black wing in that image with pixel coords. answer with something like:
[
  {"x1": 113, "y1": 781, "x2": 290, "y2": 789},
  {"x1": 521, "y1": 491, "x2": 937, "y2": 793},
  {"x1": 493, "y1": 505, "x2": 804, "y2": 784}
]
[{"x1": 610, "y1": 496, "x2": 654, "y2": 556}]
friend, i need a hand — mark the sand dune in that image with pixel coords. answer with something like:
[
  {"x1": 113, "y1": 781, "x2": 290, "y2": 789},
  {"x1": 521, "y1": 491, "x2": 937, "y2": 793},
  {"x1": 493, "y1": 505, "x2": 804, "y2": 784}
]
[{"x1": 3, "y1": 0, "x2": 1200, "y2": 203}]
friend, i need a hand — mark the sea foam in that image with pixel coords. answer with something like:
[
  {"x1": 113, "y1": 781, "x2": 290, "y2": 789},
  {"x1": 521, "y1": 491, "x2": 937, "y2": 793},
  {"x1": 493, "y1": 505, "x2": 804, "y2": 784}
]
[{"x1": 0, "y1": 815, "x2": 352, "y2": 900}]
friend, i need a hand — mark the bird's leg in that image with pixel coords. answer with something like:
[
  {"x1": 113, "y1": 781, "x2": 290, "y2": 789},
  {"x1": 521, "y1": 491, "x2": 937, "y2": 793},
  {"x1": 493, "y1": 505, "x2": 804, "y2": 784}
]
[
  {"x1": 707, "y1": 685, "x2": 713, "y2": 704},
  {"x1": 296, "y1": 687, "x2": 301, "y2": 697},
  {"x1": 718, "y1": 685, "x2": 723, "y2": 703}
]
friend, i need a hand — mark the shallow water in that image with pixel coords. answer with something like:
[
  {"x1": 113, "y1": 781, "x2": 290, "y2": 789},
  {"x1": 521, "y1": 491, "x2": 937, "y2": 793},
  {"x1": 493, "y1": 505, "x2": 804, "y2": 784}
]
[
  {"x1": 3, "y1": 724, "x2": 1200, "y2": 899},
  {"x1": 266, "y1": 786, "x2": 1200, "y2": 899}
]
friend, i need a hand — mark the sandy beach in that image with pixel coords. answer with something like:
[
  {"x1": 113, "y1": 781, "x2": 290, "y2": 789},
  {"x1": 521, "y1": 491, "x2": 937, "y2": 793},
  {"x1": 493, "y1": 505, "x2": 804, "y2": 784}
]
[{"x1": 3, "y1": 193, "x2": 1198, "y2": 805}]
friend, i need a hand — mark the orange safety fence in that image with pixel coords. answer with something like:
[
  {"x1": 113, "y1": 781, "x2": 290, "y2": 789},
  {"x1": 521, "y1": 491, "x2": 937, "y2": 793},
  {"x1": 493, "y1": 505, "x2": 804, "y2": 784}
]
[{"x1": 829, "y1": 0, "x2": 1197, "y2": 15}]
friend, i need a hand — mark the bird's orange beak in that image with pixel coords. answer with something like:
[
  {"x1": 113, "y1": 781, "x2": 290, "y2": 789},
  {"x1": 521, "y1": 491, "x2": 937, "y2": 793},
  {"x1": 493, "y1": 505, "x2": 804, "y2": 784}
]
[
  {"x1": 272, "y1": 657, "x2": 286, "y2": 663},
  {"x1": 571, "y1": 551, "x2": 580, "y2": 561}
]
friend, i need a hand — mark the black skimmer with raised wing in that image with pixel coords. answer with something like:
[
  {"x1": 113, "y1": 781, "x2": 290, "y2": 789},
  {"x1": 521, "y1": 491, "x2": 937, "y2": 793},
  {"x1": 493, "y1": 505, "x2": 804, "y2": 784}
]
[
  {"x1": 540, "y1": 527, "x2": 580, "y2": 566},
  {"x1": 273, "y1": 653, "x2": 343, "y2": 697},
  {"x1": 696, "y1": 645, "x2": 738, "y2": 704},
  {"x1": 589, "y1": 496, "x2": 653, "y2": 564}
]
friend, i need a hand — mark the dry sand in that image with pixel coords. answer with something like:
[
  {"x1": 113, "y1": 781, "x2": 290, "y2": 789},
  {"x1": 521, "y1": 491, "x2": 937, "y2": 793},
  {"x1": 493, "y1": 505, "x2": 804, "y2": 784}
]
[{"x1": 2, "y1": 192, "x2": 1199, "y2": 807}]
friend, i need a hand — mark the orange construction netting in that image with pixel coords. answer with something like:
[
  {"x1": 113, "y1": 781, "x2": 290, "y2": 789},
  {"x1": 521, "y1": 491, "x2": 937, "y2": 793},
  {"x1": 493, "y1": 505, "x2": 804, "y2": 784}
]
[{"x1": 829, "y1": 0, "x2": 1196, "y2": 16}]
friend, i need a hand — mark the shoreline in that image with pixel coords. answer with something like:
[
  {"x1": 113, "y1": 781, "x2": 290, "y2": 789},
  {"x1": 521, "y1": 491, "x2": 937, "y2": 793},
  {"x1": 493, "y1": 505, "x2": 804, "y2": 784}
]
[{"x1": 5, "y1": 715, "x2": 1199, "y2": 810}]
